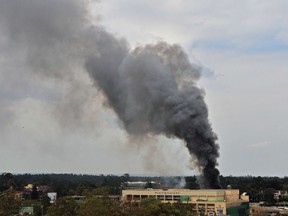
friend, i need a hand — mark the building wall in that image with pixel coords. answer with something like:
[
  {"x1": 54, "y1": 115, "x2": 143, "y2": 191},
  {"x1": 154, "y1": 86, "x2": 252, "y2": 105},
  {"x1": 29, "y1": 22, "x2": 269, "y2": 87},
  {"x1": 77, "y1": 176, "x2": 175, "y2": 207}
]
[{"x1": 122, "y1": 189, "x2": 249, "y2": 216}]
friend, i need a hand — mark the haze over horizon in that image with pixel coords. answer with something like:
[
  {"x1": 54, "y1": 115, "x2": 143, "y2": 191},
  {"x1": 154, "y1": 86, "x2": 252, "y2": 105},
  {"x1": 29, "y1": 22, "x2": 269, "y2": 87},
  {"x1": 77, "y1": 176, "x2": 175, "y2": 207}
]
[{"x1": 1, "y1": 0, "x2": 288, "y2": 177}]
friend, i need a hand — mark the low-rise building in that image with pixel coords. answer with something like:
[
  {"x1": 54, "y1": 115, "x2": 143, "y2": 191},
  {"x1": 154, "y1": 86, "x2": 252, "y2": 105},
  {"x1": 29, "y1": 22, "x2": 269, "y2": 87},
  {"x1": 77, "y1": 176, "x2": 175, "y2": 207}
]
[
  {"x1": 122, "y1": 189, "x2": 249, "y2": 216},
  {"x1": 47, "y1": 192, "x2": 57, "y2": 204},
  {"x1": 274, "y1": 190, "x2": 288, "y2": 201}
]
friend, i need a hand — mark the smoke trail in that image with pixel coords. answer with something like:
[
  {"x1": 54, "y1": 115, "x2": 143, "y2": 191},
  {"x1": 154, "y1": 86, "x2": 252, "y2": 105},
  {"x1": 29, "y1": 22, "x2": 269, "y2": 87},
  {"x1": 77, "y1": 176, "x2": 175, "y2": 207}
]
[
  {"x1": 86, "y1": 42, "x2": 221, "y2": 189},
  {"x1": 0, "y1": 0, "x2": 221, "y2": 188}
]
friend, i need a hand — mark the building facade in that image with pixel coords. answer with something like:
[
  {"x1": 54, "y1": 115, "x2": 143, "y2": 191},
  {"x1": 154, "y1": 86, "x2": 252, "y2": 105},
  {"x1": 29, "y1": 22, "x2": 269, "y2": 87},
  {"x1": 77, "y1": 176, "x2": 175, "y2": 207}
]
[{"x1": 122, "y1": 189, "x2": 249, "y2": 216}]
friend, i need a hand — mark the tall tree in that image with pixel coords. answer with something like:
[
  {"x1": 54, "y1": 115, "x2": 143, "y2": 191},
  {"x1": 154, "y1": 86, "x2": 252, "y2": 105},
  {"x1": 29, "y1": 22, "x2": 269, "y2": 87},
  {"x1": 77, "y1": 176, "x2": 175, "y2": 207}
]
[
  {"x1": 31, "y1": 184, "x2": 39, "y2": 200},
  {"x1": 0, "y1": 189, "x2": 21, "y2": 215},
  {"x1": 46, "y1": 197, "x2": 79, "y2": 216}
]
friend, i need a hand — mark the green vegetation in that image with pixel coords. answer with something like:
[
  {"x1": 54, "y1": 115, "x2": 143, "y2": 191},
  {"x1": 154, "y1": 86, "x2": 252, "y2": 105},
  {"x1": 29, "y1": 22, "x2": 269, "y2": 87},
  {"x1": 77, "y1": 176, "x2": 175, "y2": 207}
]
[
  {"x1": 45, "y1": 196, "x2": 198, "y2": 216},
  {"x1": 0, "y1": 189, "x2": 21, "y2": 216},
  {"x1": 219, "y1": 175, "x2": 288, "y2": 204},
  {"x1": 1, "y1": 173, "x2": 288, "y2": 215}
]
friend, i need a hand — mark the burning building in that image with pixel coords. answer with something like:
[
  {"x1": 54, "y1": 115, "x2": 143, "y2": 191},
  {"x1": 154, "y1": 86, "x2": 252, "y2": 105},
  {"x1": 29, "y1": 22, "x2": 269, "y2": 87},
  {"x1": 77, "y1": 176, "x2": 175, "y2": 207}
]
[{"x1": 122, "y1": 188, "x2": 249, "y2": 216}]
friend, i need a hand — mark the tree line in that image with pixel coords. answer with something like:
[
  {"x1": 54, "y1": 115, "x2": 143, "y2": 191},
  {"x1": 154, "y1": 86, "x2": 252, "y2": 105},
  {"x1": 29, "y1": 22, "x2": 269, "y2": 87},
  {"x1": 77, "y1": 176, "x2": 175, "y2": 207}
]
[{"x1": 1, "y1": 173, "x2": 288, "y2": 215}]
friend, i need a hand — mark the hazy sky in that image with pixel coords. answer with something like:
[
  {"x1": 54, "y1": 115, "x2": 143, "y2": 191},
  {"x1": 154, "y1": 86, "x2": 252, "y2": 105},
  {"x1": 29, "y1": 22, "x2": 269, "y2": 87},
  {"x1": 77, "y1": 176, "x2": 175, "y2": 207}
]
[{"x1": 1, "y1": 0, "x2": 288, "y2": 177}]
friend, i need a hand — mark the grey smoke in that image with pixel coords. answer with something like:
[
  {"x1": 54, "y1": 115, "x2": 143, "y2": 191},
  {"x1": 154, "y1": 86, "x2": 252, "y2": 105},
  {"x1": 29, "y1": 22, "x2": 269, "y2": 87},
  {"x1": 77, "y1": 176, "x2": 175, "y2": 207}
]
[
  {"x1": 86, "y1": 42, "x2": 221, "y2": 188},
  {"x1": 0, "y1": 0, "x2": 97, "y2": 129},
  {"x1": 0, "y1": 0, "x2": 220, "y2": 188}
]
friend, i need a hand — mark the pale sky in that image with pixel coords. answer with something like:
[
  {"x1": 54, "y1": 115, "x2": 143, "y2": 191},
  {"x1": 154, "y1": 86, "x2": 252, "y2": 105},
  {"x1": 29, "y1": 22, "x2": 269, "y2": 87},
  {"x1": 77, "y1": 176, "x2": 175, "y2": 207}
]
[{"x1": 1, "y1": 0, "x2": 288, "y2": 177}]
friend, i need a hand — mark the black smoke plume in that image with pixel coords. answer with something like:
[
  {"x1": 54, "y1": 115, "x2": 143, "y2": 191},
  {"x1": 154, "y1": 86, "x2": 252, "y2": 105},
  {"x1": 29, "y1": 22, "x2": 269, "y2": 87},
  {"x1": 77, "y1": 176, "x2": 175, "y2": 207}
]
[
  {"x1": 0, "y1": 0, "x2": 221, "y2": 188},
  {"x1": 86, "y1": 42, "x2": 221, "y2": 189}
]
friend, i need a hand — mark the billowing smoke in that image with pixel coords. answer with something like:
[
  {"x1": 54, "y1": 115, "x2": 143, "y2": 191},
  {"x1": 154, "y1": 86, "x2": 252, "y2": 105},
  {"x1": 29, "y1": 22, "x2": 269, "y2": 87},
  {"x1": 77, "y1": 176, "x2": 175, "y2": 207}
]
[
  {"x1": 86, "y1": 42, "x2": 221, "y2": 189},
  {"x1": 0, "y1": 0, "x2": 220, "y2": 188}
]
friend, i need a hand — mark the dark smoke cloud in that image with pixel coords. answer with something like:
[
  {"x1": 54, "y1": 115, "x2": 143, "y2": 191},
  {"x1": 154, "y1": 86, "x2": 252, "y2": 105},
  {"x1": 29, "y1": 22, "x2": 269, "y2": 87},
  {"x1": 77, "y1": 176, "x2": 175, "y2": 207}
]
[
  {"x1": 86, "y1": 42, "x2": 221, "y2": 188},
  {"x1": 0, "y1": 0, "x2": 220, "y2": 188}
]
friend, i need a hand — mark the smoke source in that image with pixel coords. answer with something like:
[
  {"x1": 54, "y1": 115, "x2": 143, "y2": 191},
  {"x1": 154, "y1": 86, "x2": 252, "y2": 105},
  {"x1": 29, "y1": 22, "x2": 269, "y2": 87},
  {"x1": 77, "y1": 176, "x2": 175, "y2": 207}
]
[{"x1": 0, "y1": 0, "x2": 221, "y2": 188}]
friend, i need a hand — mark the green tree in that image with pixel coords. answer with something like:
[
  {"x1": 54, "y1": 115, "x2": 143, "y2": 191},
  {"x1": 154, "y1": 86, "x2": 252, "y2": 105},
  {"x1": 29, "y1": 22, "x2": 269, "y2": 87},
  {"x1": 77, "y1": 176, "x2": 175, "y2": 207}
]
[
  {"x1": 263, "y1": 188, "x2": 276, "y2": 206},
  {"x1": 185, "y1": 176, "x2": 199, "y2": 189},
  {"x1": 174, "y1": 203, "x2": 197, "y2": 216},
  {"x1": 46, "y1": 197, "x2": 79, "y2": 216},
  {"x1": 283, "y1": 183, "x2": 288, "y2": 191},
  {"x1": 0, "y1": 173, "x2": 15, "y2": 191},
  {"x1": 199, "y1": 207, "x2": 206, "y2": 216},
  {"x1": 251, "y1": 176, "x2": 266, "y2": 191},
  {"x1": 0, "y1": 189, "x2": 21, "y2": 216},
  {"x1": 77, "y1": 196, "x2": 118, "y2": 216},
  {"x1": 139, "y1": 198, "x2": 197, "y2": 216},
  {"x1": 83, "y1": 186, "x2": 113, "y2": 197},
  {"x1": 122, "y1": 173, "x2": 130, "y2": 182},
  {"x1": 41, "y1": 194, "x2": 51, "y2": 214},
  {"x1": 31, "y1": 184, "x2": 39, "y2": 200},
  {"x1": 76, "y1": 181, "x2": 96, "y2": 196}
]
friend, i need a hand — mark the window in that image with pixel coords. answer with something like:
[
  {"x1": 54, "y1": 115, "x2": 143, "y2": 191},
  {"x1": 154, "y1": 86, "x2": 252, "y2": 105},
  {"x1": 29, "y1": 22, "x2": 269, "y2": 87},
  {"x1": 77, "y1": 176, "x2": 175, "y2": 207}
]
[
  {"x1": 173, "y1": 196, "x2": 180, "y2": 201},
  {"x1": 134, "y1": 195, "x2": 140, "y2": 200},
  {"x1": 127, "y1": 195, "x2": 132, "y2": 201},
  {"x1": 166, "y1": 196, "x2": 173, "y2": 201}
]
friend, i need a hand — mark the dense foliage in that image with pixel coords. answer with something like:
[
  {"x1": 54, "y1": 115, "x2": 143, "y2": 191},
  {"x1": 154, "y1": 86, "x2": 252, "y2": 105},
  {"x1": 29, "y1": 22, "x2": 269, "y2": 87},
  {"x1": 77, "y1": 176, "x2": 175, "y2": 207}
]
[
  {"x1": 46, "y1": 196, "x2": 198, "y2": 216},
  {"x1": 1, "y1": 173, "x2": 288, "y2": 215}
]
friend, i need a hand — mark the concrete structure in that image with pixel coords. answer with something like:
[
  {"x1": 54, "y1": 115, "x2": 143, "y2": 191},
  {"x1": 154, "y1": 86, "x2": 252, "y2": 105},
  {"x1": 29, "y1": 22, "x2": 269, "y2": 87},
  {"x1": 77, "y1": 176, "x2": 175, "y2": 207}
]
[
  {"x1": 47, "y1": 192, "x2": 57, "y2": 204},
  {"x1": 250, "y1": 203, "x2": 288, "y2": 216},
  {"x1": 122, "y1": 189, "x2": 249, "y2": 216},
  {"x1": 274, "y1": 190, "x2": 288, "y2": 200}
]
